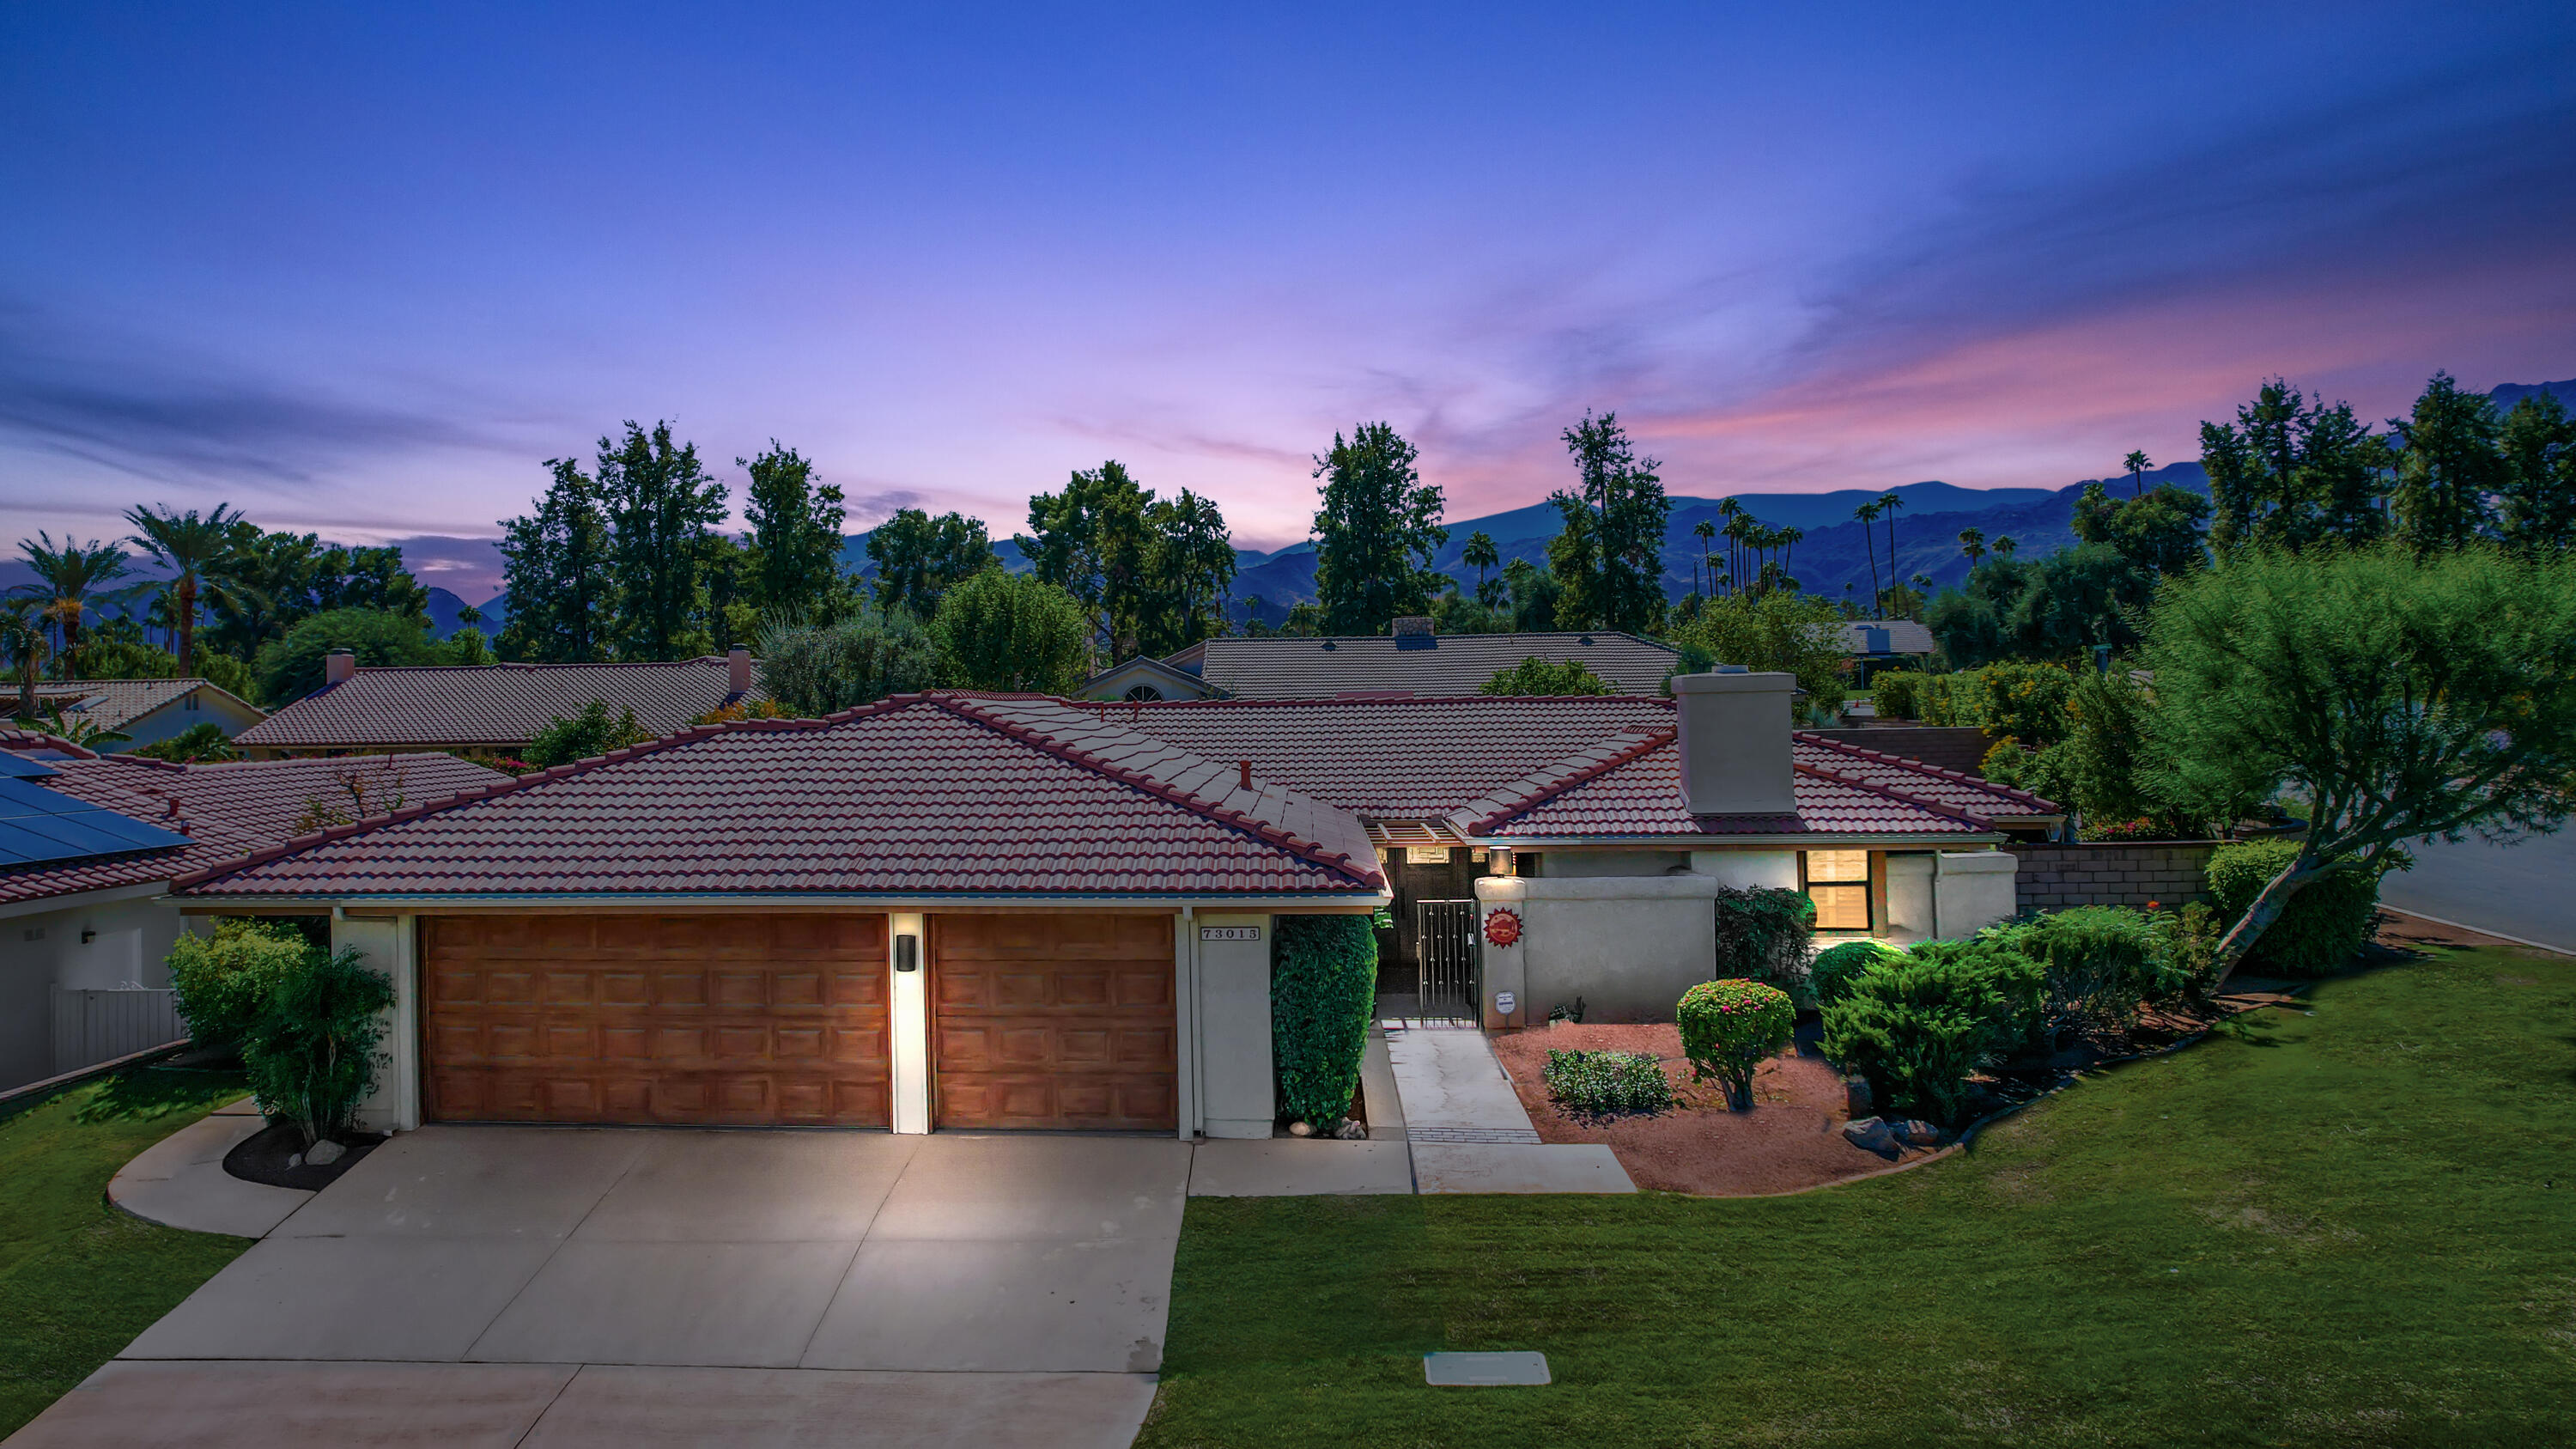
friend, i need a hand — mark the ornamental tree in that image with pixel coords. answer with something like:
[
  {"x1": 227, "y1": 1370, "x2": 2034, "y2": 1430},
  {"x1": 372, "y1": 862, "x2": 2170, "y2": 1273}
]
[
  {"x1": 1676, "y1": 978, "x2": 1794, "y2": 1111},
  {"x1": 2144, "y1": 544, "x2": 2576, "y2": 984}
]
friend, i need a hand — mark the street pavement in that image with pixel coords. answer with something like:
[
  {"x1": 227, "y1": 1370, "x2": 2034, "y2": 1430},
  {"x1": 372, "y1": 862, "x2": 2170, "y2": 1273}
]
[{"x1": 2379, "y1": 828, "x2": 2576, "y2": 954}]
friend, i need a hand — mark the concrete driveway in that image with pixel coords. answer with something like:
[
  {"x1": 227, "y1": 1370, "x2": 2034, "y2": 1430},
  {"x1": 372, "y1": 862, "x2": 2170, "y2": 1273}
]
[{"x1": 14, "y1": 1127, "x2": 1185, "y2": 1447}]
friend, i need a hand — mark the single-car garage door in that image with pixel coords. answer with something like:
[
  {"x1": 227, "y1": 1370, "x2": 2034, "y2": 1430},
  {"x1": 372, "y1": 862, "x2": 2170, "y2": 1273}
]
[
  {"x1": 931, "y1": 914, "x2": 1177, "y2": 1131},
  {"x1": 424, "y1": 914, "x2": 890, "y2": 1126}
]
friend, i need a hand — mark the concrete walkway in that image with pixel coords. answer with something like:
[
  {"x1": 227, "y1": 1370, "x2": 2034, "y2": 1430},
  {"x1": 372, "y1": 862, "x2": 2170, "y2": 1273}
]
[
  {"x1": 1383, "y1": 1028, "x2": 1635, "y2": 1194},
  {"x1": 106, "y1": 1095, "x2": 313, "y2": 1238}
]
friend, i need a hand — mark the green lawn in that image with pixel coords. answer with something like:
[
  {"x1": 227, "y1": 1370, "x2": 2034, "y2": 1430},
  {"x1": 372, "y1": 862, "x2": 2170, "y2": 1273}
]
[
  {"x1": 1142, "y1": 946, "x2": 2576, "y2": 1447},
  {"x1": 0, "y1": 1063, "x2": 255, "y2": 1436}
]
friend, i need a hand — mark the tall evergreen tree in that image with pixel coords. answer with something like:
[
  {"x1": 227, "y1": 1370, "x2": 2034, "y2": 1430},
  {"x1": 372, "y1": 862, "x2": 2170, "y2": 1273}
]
[
  {"x1": 868, "y1": 508, "x2": 997, "y2": 618},
  {"x1": 1552, "y1": 411, "x2": 1670, "y2": 632},
  {"x1": 496, "y1": 457, "x2": 616, "y2": 662},
  {"x1": 1141, "y1": 489, "x2": 1235, "y2": 655},
  {"x1": 1021, "y1": 461, "x2": 1152, "y2": 658},
  {"x1": 2199, "y1": 379, "x2": 2389, "y2": 555},
  {"x1": 741, "y1": 442, "x2": 850, "y2": 619},
  {"x1": 2497, "y1": 392, "x2": 2576, "y2": 553},
  {"x1": 1309, "y1": 423, "x2": 1445, "y2": 636},
  {"x1": 2387, "y1": 370, "x2": 2503, "y2": 554},
  {"x1": 595, "y1": 421, "x2": 729, "y2": 660}
]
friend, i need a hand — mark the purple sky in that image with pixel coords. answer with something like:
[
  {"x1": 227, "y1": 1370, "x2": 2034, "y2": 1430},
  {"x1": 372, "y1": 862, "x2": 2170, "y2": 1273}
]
[{"x1": 4, "y1": 3, "x2": 2572, "y2": 597}]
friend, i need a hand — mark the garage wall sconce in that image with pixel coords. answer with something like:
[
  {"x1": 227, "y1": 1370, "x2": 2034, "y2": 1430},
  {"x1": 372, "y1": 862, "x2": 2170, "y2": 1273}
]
[{"x1": 894, "y1": 935, "x2": 920, "y2": 972}]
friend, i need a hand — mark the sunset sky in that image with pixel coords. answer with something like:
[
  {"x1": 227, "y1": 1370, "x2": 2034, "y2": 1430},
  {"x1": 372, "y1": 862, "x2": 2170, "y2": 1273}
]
[{"x1": 4, "y1": 3, "x2": 2571, "y2": 594}]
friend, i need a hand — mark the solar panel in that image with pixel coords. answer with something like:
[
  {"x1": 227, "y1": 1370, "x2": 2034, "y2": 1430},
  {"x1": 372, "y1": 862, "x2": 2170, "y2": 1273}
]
[
  {"x1": 0, "y1": 773, "x2": 191, "y2": 868},
  {"x1": 0, "y1": 753, "x2": 61, "y2": 779}
]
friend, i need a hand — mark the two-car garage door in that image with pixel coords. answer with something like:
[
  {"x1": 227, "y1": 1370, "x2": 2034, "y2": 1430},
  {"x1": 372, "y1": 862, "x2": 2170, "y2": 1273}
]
[{"x1": 423, "y1": 912, "x2": 1176, "y2": 1132}]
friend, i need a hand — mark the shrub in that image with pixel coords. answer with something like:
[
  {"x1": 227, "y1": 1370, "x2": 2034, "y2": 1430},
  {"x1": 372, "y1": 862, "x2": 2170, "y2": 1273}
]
[
  {"x1": 1713, "y1": 886, "x2": 1814, "y2": 994},
  {"x1": 1481, "y1": 656, "x2": 1615, "y2": 696},
  {"x1": 1871, "y1": 669, "x2": 1928, "y2": 721},
  {"x1": 2207, "y1": 837, "x2": 2381, "y2": 976},
  {"x1": 243, "y1": 947, "x2": 396, "y2": 1148},
  {"x1": 1542, "y1": 1049, "x2": 1675, "y2": 1117},
  {"x1": 931, "y1": 569, "x2": 1092, "y2": 692},
  {"x1": 524, "y1": 699, "x2": 655, "y2": 768},
  {"x1": 2152, "y1": 901, "x2": 2224, "y2": 1002},
  {"x1": 166, "y1": 920, "x2": 307, "y2": 1054},
  {"x1": 1675, "y1": 979, "x2": 1795, "y2": 1111},
  {"x1": 1808, "y1": 940, "x2": 1896, "y2": 1007},
  {"x1": 759, "y1": 606, "x2": 946, "y2": 714},
  {"x1": 1996, "y1": 906, "x2": 2178, "y2": 1040},
  {"x1": 131, "y1": 721, "x2": 239, "y2": 763},
  {"x1": 1667, "y1": 590, "x2": 1852, "y2": 717},
  {"x1": 1822, "y1": 940, "x2": 2046, "y2": 1123},
  {"x1": 1271, "y1": 915, "x2": 1377, "y2": 1126}
]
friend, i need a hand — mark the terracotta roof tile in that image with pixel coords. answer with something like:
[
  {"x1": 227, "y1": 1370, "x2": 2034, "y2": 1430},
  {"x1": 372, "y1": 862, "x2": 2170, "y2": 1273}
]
[
  {"x1": 180, "y1": 697, "x2": 1383, "y2": 901},
  {"x1": 1792, "y1": 732, "x2": 2059, "y2": 817},
  {"x1": 232, "y1": 658, "x2": 758, "y2": 750},
  {"x1": 1461, "y1": 740, "x2": 1992, "y2": 839},
  {"x1": 1184, "y1": 631, "x2": 1680, "y2": 697},
  {"x1": 24, "y1": 679, "x2": 264, "y2": 734}
]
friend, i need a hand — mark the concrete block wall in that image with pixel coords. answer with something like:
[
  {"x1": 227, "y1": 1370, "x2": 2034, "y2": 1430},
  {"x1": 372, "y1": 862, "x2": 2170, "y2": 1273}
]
[{"x1": 2004, "y1": 842, "x2": 2218, "y2": 912}]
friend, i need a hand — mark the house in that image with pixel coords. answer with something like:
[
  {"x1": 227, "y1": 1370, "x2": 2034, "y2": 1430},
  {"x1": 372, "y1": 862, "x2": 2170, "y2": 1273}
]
[
  {"x1": 1079, "y1": 618, "x2": 1682, "y2": 701},
  {"x1": 0, "y1": 732, "x2": 503, "y2": 1093},
  {"x1": 1836, "y1": 618, "x2": 1935, "y2": 687},
  {"x1": 17, "y1": 678, "x2": 267, "y2": 752},
  {"x1": 233, "y1": 648, "x2": 761, "y2": 759},
  {"x1": 168, "y1": 674, "x2": 2054, "y2": 1141}
]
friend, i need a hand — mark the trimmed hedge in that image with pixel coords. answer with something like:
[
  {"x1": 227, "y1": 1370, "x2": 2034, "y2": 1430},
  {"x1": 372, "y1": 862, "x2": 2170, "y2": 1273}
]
[
  {"x1": 1542, "y1": 1049, "x2": 1675, "y2": 1117},
  {"x1": 167, "y1": 920, "x2": 307, "y2": 1054},
  {"x1": 1271, "y1": 915, "x2": 1378, "y2": 1126},
  {"x1": 1807, "y1": 940, "x2": 1896, "y2": 1007},
  {"x1": 1993, "y1": 905, "x2": 2180, "y2": 1039},
  {"x1": 1821, "y1": 940, "x2": 2045, "y2": 1124},
  {"x1": 2207, "y1": 838, "x2": 2380, "y2": 976},
  {"x1": 1713, "y1": 886, "x2": 1814, "y2": 995}
]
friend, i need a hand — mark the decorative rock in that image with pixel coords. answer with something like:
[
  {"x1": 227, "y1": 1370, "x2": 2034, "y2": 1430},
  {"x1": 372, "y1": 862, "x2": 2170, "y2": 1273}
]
[
  {"x1": 1334, "y1": 1119, "x2": 1368, "y2": 1141},
  {"x1": 1891, "y1": 1119, "x2": 1943, "y2": 1148},
  {"x1": 305, "y1": 1139, "x2": 347, "y2": 1166},
  {"x1": 1843, "y1": 1075, "x2": 1874, "y2": 1117},
  {"x1": 1287, "y1": 1121, "x2": 1315, "y2": 1137},
  {"x1": 285, "y1": 1153, "x2": 303, "y2": 1169},
  {"x1": 1841, "y1": 1116, "x2": 1899, "y2": 1159}
]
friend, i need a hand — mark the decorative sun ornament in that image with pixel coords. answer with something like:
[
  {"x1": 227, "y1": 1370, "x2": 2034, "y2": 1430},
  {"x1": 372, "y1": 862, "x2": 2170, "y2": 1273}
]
[{"x1": 1483, "y1": 907, "x2": 1523, "y2": 948}]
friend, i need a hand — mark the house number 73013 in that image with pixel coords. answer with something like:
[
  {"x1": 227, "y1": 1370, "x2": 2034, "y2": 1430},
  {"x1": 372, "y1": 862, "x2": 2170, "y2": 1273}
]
[{"x1": 1199, "y1": 927, "x2": 1262, "y2": 941}]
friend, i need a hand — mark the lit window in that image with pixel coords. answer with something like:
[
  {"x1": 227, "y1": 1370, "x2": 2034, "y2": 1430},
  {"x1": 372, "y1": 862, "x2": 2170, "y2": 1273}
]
[
  {"x1": 1405, "y1": 845, "x2": 1453, "y2": 867},
  {"x1": 1803, "y1": 849, "x2": 1871, "y2": 932}
]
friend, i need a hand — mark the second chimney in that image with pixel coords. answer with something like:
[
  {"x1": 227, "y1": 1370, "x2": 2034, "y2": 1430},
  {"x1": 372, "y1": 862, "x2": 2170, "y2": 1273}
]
[
  {"x1": 727, "y1": 645, "x2": 752, "y2": 697},
  {"x1": 1671, "y1": 667, "x2": 1797, "y2": 816},
  {"x1": 325, "y1": 649, "x2": 357, "y2": 687}
]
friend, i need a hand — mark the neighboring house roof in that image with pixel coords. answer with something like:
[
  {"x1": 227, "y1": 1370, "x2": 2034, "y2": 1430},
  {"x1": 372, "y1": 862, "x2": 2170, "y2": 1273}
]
[
  {"x1": 178, "y1": 694, "x2": 1385, "y2": 901},
  {"x1": 1176, "y1": 631, "x2": 1680, "y2": 698},
  {"x1": 1078, "y1": 697, "x2": 2054, "y2": 840},
  {"x1": 24, "y1": 678, "x2": 265, "y2": 734},
  {"x1": 0, "y1": 739, "x2": 505, "y2": 908},
  {"x1": 1075, "y1": 654, "x2": 1218, "y2": 703},
  {"x1": 1836, "y1": 620, "x2": 1935, "y2": 656},
  {"x1": 1451, "y1": 739, "x2": 2000, "y2": 842},
  {"x1": 232, "y1": 658, "x2": 758, "y2": 751}
]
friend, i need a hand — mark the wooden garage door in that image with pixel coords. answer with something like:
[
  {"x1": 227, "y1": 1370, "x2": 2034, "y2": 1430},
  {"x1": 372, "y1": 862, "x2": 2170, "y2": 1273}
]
[
  {"x1": 423, "y1": 914, "x2": 890, "y2": 1126},
  {"x1": 932, "y1": 914, "x2": 1177, "y2": 1131}
]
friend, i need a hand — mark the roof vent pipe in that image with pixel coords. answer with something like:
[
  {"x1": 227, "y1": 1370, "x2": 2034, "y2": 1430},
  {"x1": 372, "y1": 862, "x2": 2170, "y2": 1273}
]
[
  {"x1": 1238, "y1": 759, "x2": 1253, "y2": 789},
  {"x1": 727, "y1": 646, "x2": 753, "y2": 697},
  {"x1": 324, "y1": 650, "x2": 357, "y2": 686},
  {"x1": 1670, "y1": 670, "x2": 1796, "y2": 815}
]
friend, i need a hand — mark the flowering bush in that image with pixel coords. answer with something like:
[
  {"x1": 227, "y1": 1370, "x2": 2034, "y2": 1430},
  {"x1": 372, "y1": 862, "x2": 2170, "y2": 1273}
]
[
  {"x1": 1675, "y1": 978, "x2": 1795, "y2": 1111},
  {"x1": 1542, "y1": 1049, "x2": 1674, "y2": 1117}
]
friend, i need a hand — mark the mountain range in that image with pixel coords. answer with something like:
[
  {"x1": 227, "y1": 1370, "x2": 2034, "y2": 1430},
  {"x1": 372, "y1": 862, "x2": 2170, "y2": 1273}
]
[{"x1": 10, "y1": 377, "x2": 2568, "y2": 641}]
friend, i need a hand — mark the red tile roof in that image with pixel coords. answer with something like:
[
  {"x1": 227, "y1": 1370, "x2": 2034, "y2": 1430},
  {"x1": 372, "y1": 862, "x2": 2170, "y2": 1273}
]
[
  {"x1": 178, "y1": 696, "x2": 1384, "y2": 901},
  {"x1": 1455, "y1": 740, "x2": 1995, "y2": 840},
  {"x1": 1183, "y1": 631, "x2": 1681, "y2": 697},
  {"x1": 24, "y1": 678, "x2": 265, "y2": 734},
  {"x1": 0, "y1": 745, "x2": 506, "y2": 907},
  {"x1": 1792, "y1": 732, "x2": 2061, "y2": 820},
  {"x1": 232, "y1": 658, "x2": 757, "y2": 751}
]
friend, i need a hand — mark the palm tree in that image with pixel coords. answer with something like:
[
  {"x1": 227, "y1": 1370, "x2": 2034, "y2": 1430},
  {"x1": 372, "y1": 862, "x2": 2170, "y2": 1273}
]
[
  {"x1": 1993, "y1": 535, "x2": 2018, "y2": 558},
  {"x1": 17, "y1": 534, "x2": 129, "y2": 676},
  {"x1": 1853, "y1": 502, "x2": 1883, "y2": 617},
  {"x1": 1876, "y1": 491, "x2": 1905, "y2": 590},
  {"x1": 123, "y1": 503, "x2": 243, "y2": 675},
  {"x1": 2, "y1": 598, "x2": 49, "y2": 718},
  {"x1": 1716, "y1": 499, "x2": 1746, "y2": 596},
  {"x1": 1461, "y1": 531, "x2": 1499, "y2": 606},
  {"x1": 2123, "y1": 449, "x2": 2151, "y2": 497},
  {"x1": 1958, "y1": 527, "x2": 1987, "y2": 566},
  {"x1": 1691, "y1": 520, "x2": 1716, "y2": 600}
]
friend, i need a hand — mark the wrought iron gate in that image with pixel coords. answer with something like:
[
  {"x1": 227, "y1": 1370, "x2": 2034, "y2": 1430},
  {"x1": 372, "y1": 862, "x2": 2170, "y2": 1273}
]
[{"x1": 1413, "y1": 899, "x2": 1482, "y2": 1021}]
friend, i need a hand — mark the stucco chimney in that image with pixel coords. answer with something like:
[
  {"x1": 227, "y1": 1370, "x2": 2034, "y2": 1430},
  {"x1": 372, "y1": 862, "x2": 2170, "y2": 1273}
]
[
  {"x1": 727, "y1": 646, "x2": 752, "y2": 697},
  {"x1": 1671, "y1": 667, "x2": 1797, "y2": 815},
  {"x1": 324, "y1": 649, "x2": 356, "y2": 686},
  {"x1": 1390, "y1": 615, "x2": 1433, "y2": 637}
]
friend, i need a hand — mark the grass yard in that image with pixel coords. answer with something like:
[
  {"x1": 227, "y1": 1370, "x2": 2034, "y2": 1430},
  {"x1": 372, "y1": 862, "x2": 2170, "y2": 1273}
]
[
  {"x1": 0, "y1": 1063, "x2": 255, "y2": 1436},
  {"x1": 1141, "y1": 946, "x2": 2576, "y2": 1447}
]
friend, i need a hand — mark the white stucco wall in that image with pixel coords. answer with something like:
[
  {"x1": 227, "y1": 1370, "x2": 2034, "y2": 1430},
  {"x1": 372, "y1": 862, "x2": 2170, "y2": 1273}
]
[
  {"x1": 1884, "y1": 853, "x2": 1935, "y2": 943},
  {"x1": 0, "y1": 891, "x2": 194, "y2": 1092},
  {"x1": 98, "y1": 690, "x2": 267, "y2": 753},
  {"x1": 1194, "y1": 912, "x2": 1276, "y2": 1138},
  {"x1": 1540, "y1": 849, "x2": 1691, "y2": 878},
  {"x1": 1935, "y1": 851, "x2": 2018, "y2": 938},
  {"x1": 1688, "y1": 849, "x2": 1799, "y2": 890},
  {"x1": 1475, "y1": 874, "x2": 1722, "y2": 1024},
  {"x1": 331, "y1": 914, "x2": 419, "y2": 1133}
]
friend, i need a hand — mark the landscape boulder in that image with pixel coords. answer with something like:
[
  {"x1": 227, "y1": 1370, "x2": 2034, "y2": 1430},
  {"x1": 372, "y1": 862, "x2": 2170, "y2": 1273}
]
[
  {"x1": 1891, "y1": 1119, "x2": 1943, "y2": 1148},
  {"x1": 1841, "y1": 1116, "x2": 1900, "y2": 1159}
]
